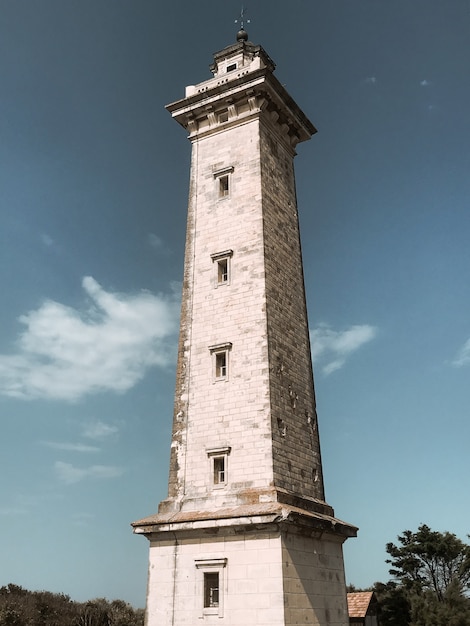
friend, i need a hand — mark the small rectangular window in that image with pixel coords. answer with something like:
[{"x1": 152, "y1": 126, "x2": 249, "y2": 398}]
[
  {"x1": 218, "y1": 258, "x2": 228, "y2": 283},
  {"x1": 213, "y1": 456, "x2": 225, "y2": 484},
  {"x1": 204, "y1": 572, "x2": 219, "y2": 608},
  {"x1": 213, "y1": 166, "x2": 234, "y2": 200},
  {"x1": 215, "y1": 352, "x2": 227, "y2": 378},
  {"x1": 209, "y1": 342, "x2": 232, "y2": 382},
  {"x1": 226, "y1": 63, "x2": 237, "y2": 72},
  {"x1": 210, "y1": 250, "x2": 233, "y2": 288},
  {"x1": 219, "y1": 175, "x2": 229, "y2": 197},
  {"x1": 207, "y1": 447, "x2": 231, "y2": 490},
  {"x1": 195, "y1": 558, "x2": 227, "y2": 618}
]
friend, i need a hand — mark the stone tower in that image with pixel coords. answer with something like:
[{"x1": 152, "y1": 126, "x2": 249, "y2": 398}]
[{"x1": 133, "y1": 30, "x2": 357, "y2": 626}]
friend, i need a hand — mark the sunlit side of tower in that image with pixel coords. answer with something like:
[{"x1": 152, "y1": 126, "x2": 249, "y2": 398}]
[{"x1": 133, "y1": 29, "x2": 357, "y2": 626}]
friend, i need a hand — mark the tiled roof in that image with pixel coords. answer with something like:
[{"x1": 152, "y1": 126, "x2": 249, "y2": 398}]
[{"x1": 347, "y1": 592, "x2": 374, "y2": 618}]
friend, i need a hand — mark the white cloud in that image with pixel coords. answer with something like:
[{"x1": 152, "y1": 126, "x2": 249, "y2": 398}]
[
  {"x1": 365, "y1": 76, "x2": 377, "y2": 85},
  {"x1": 0, "y1": 276, "x2": 180, "y2": 401},
  {"x1": 40, "y1": 441, "x2": 100, "y2": 453},
  {"x1": 452, "y1": 338, "x2": 470, "y2": 368},
  {"x1": 82, "y1": 419, "x2": 119, "y2": 440},
  {"x1": 420, "y1": 79, "x2": 431, "y2": 87},
  {"x1": 310, "y1": 323, "x2": 377, "y2": 375},
  {"x1": 55, "y1": 461, "x2": 124, "y2": 485}
]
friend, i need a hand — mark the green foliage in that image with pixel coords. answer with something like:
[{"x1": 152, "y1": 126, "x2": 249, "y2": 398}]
[
  {"x1": 409, "y1": 580, "x2": 470, "y2": 626},
  {"x1": 0, "y1": 585, "x2": 144, "y2": 626},
  {"x1": 386, "y1": 524, "x2": 470, "y2": 600},
  {"x1": 371, "y1": 525, "x2": 470, "y2": 626},
  {"x1": 373, "y1": 581, "x2": 411, "y2": 626}
]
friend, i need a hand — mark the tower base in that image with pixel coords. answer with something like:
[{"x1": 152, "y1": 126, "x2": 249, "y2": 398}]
[{"x1": 133, "y1": 504, "x2": 356, "y2": 626}]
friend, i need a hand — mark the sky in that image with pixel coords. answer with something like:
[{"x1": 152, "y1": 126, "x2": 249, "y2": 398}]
[{"x1": 1, "y1": 0, "x2": 469, "y2": 609}]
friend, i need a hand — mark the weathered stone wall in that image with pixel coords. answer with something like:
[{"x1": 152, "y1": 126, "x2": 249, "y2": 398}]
[
  {"x1": 282, "y1": 531, "x2": 349, "y2": 626},
  {"x1": 146, "y1": 529, "x2": 285, "y2": 626},
  {"x1": 167, "y1": 117, "x2": 274, "y2": 511},
  {"x1": 145, "y1": 527, "x2": 349, "y2": 626},
  {"x1": 259, "y1": 117, "x2": 325, "y2": 502},
  {"x1": 166, "y1": 144, "x2": 198, "y2": 501},
  {"x1": 165, "y1": 102, "x2": 325, "y2": 512}
]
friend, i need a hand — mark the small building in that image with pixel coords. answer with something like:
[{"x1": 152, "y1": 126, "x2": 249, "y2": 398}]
[{"x1": 347, "y1": 592, "x2": 378, "y2": 626}]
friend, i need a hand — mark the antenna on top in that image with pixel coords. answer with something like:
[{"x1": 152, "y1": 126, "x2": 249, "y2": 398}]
[{"x1": 234, "y1": 5, "x2": 250, "y2": 32}]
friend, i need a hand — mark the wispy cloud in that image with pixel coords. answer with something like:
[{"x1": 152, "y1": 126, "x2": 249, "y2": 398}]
[
  {"x1": 311, "y1": 323, "x2": 377, "y2": 375},
  {"x1": 55, "y1": 461, "x2": 124, "y2": 485},
  {"x1": 0, "y1": 506, "x2": 29, "y2": 516},
  {"x1": 364, "y1": 76, "x2": 377, "y2": 85},
  {"x1": 72, "y1": 512, "x2": 95, "y2": 527},
  {"x1": 82, "y1": 420, "x2": 119, "y2": 441},
  {"x1": 148, "y1": 233, "x2": 163, "y2": 249},
  {"x1": 40, "y1": 441, "x2": 100, "y2": 453},
  {"x1": 148, "y1": 232, "x2": 172, "y2": 256},
  {"x1": 452, "y1": 338, "x2": 470, "y2": 368},
  {"x1": 0, "y1": 492, "x2": 62, "y2": 516},
  {"x1": 420, "y1": 79, "x2": 431, "y2": 87},
  {"x1": 41, "y1": 233, "x2": 54, "y2": 247},
  {"x1": 0, "y1": 277, "x2": 180, "y2": 401}
]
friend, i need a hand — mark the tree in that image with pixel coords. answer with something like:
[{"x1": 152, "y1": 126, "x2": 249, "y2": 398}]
[
  {"x1": 373, "y1": 581, "x2": 411, "y2": 626},
  {"x1": 386, "y1": 524, "x2": 470, "y2": 601},
  {"x1": 410, "y1": 580, "x2": 470, "y2": 626},
  {"x1": 109, "y1": 599, "x2": 144, "y2": 626},
  {"x1": 75, "y1": 597, "x2": 145, "y2": 626},
  {"x1": 0, "y1": 606, "x2": 26, "y2": 626},
  {"x1": 0, "y1": 586, "x2": 143, "y2": 626},
  {"x1": 75, "y1": 599, "x2": 111, "y2": 626},
  {"x1": 372, "y1": 525, "x2": 470, "y2": 626}
]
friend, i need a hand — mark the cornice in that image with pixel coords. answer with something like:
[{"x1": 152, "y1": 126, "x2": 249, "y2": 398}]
[{"x1": 166, "y1": 69, "x2": 316, "y2": 149}]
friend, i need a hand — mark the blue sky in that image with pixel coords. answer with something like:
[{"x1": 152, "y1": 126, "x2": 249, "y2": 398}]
[{"x1": 1, "y1": 0, "x2": 469, "y2": 609}]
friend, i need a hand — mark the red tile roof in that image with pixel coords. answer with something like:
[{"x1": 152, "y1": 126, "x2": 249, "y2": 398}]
[{"x1": 347, "y1": 592, "x2": 374, "y2": 618}]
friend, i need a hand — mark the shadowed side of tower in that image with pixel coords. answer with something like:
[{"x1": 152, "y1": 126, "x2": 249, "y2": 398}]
[{"x1": 133, "y1": 31, "x2": 357, "y2": 626}]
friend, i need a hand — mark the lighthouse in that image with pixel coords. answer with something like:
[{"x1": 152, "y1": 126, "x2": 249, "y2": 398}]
[{"x1": 133, "y1": 29, "x2": 357, "y2": 626}]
